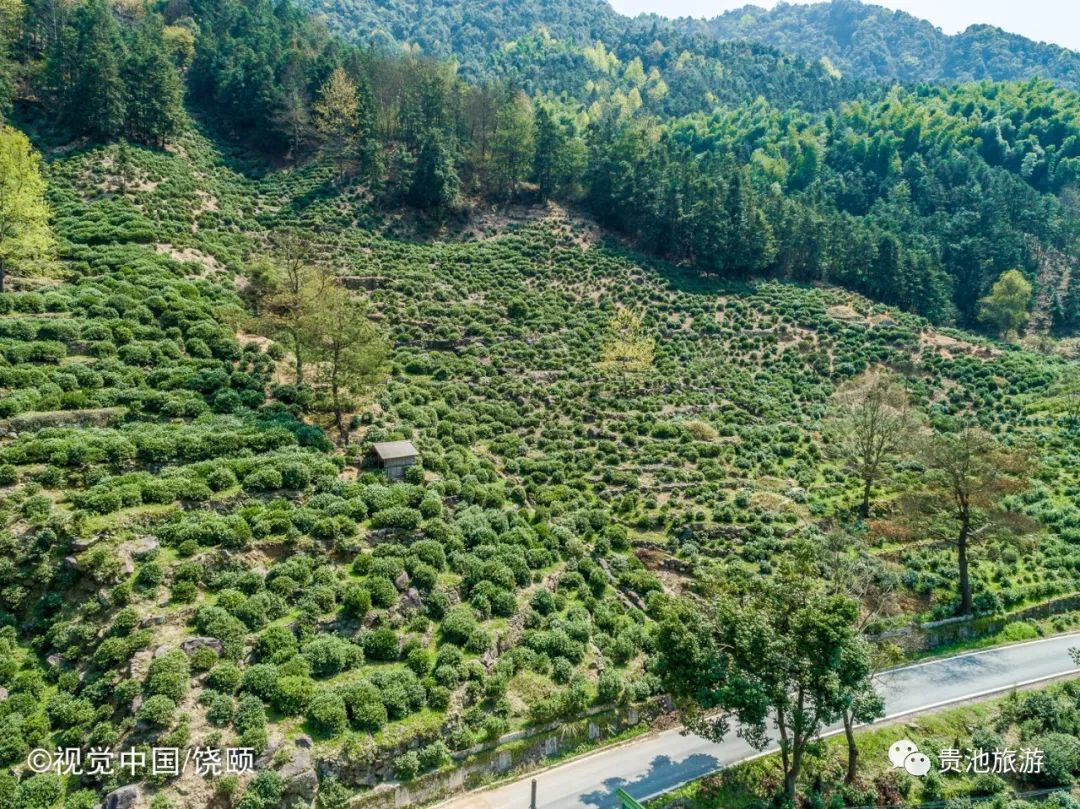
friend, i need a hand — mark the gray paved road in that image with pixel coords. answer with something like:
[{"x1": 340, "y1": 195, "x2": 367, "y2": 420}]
[{"x1": 438, "y1": 632, "x2": 1080, "y2": 809}]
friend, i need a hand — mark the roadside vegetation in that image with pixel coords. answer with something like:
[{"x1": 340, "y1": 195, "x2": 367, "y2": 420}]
[
  {"x1": 0, "y1": 0, "x2": 1079, "y2": 807},
  {"x1": 653, "y1": 683, "x2": 1080, "y2": 809}
]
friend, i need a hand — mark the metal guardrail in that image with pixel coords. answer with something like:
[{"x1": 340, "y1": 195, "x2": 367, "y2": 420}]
[{"x1": 614, "y1": 788, "x2": 647, "y2": 809}]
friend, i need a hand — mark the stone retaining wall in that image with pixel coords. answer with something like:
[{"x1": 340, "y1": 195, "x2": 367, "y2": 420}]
[
  {"x1": 875, "y1": 593, "x2": 1080, "y2": 653},
  {"x1": 338, "y1": 701, "x2": 668, "y2": 808}
]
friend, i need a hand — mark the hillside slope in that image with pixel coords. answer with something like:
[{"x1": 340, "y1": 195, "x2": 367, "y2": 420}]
[
  {"x1": 1, "y1": 127, "x2": 1079, "y2": 808},
  {"x1": 2, "y1": 0, "x2": 1080, "y2": 807}
]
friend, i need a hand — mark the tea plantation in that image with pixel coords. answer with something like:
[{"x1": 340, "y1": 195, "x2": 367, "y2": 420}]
[{"x1": 1, "y1": 127, "x2": 1079, "y2": 808}]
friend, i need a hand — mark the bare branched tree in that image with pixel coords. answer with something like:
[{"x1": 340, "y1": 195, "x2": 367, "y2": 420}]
[
  {"x1": 904, "y1": 427, "x2": 1036, "y2": 615},
  {"x1": 828, "y1": 370, "x2": 916, "y2": 518}
]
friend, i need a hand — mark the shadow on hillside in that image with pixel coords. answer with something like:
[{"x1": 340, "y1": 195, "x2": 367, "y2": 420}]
[{"x1": 599, "y1": 240, "x2": 765, "y2": 299}]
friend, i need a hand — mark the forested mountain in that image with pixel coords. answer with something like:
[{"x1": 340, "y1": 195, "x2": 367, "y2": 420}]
[
  {"x1": 301, "y1": 0, "x2": 1080, "y2": 91},
  {"x1": 4, "y1": 1, "x2": 1080, "y2": 808},
  {"x1": 699, "y1": 0, "x2": 1080, "y2": 89},
  {"x1": 302, "y1": 0, "x2": 623, "y2": 71},
  {"x1": 227, "y1": 0, "x2": 1080, "y2": 330},
  {"x1": 5, "y1": 0, "x2": 1080, "y2": 331}
]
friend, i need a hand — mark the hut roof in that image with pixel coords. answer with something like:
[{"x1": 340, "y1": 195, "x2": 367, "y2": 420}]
[{"x1": 372, "y1": 440, "x2": 419, "y2": 461}]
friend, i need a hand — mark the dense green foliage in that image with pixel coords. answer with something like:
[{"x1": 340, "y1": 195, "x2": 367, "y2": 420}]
[
  {"x1": 1, "y1": 124, "x2": 1078, "y2": 807},
  {"x1": 14, "y1": 0, "x2": 185, "y2": 145},
  {"x1": 1, "y1": 0, "x2": 1080, "y2": 807},
  {"x1": 9, "y1": 0, "x2": 1080, "y2": 332},
  {"x1": 262, "y1": 0, "x2": 1080, "y2": 332},
  {"x1": 659, "y1": 682, "x2": 1080, "y2": 808}
]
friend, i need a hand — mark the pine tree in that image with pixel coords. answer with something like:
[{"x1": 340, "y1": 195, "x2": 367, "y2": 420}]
[
  {"x1": 490, "y1": 91, "x2": 534, "y2": 198},
  {"x1": 532, "y1": 105, "x2": 585, "y2": 199},
  {"x1": 408, "y1": 130, "x2": 459, "y2": 212},
  {"x1": 314, "y1": 67, "x2": 360, "y2": 179},
  {"x1": 532, "y1": 105, "x2": 561, "y2": 198},
  {"x1": 303, "y1": 281, "x2": 388, "y2": 444},
  {"x1": 0, "y1": 0, "x2": 22, "y2": 118},
  {"x1": 64, "y1": 0, "x2": 126, "y2": 140},
  {"x1": 124, "y1": 23, "x2": 184, "y2": 147}
]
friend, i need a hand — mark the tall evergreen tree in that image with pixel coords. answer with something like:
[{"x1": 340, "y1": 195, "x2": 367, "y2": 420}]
[
  {"x1": 490, "y1": 91, "x2": 534, "y2": 198},
  {"x1": 532, "y1": 105, "x2": 585, "y2": 199},
  {"x1": 0, "y1": 0, "x2": 22, "y2": 117},
  {"x1": 124, "y1": 23, "x2": 184, "y2": 147},
  {"x1": 62, "y1": 0, "x2": 126, "y2": 140},
  {"x1": 408, "y1": 129, "x2": 459, "y2": 213}
]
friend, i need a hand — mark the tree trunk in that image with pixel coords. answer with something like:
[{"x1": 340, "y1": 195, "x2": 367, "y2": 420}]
[
  {"x1": 777, "y1": 716, "x2": 793, "y2": 800},
  {"x1": 333, "y1": 386, "x2": 347, "y2": 447},
  {"x1": 785, "y1": 740, "x2": 803, "y2": 801},
  {"x1": 0, "y1": 256, "x2": 6, "y2": 294},
  {"x1": 330, "y1": 344, "x2": 348, "y2": 447},
  {"x1": 860, "y1": 476, "x2": 872, "y2": 518},
  {"x1": 335, "y1": 406, "x2": 346, "y2": 445},
  {"x1": 291, "y1": 329, "x2": 303, "y2": 387},
  {"x1": 957, "y1": 520, "x2": 972, "y2": 615},
  {"x1": 843, "y1": 711, "x2": 858, "y2": 783}
]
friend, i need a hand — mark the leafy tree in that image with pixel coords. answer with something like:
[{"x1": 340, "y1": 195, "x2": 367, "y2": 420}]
[
  {"x1": 1056, "y1": 366, "x2": 1080, "y2": 426},
  {"x1": 255, "y1": 230, "x2": 327, "y2": 387},
  {"x1": 979, "y1": 269, "x2": 1033, "y2": 338},
  {"x1": 818, "y1": 530, "x2": 896, "y2": 782},
  {"x1": 161, "y1": 23, "x2": 195, "y2": 71},
  {"x1": 408, "y1": 129, "x2": 459, "y2": 212},
  {"x1": 0, "y1": 126, "x2": 51, "y2": 293},
  {"x1": 275, "y1": 87, "x2": 314, "y2": 160},
  {"x1": 314, "y1": 66, "x2": 373, "y2": 180},
  {"x1": 490, "y1": 91, "x2": 534, "y2": 197},
  {"x1": 827, "y1": 370, "x2": 916, "y2": 517},
  {"x1": 657, "y1": 550, "x2": 875, "y2": 800},
  {"x1": 600, "y1": 306, "x2": 654, "y2": 374},
  {"x1": 314, "y1": 67, "x2": 359, "y2": 147},
  {"x1": 302, "y1": 280, "x2": 387, "y2": 443},
  {"x1": 123, "y1": 22, "x2": 184, "y2": 146},
  {"x1": 906, "y1": 428, "x2": 1035, "y2": 614}
]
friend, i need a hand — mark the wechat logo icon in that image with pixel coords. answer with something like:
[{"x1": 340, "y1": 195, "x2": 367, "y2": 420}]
[{"x1": 888, "y1": 739, "x2": 931, "y2": 776}]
